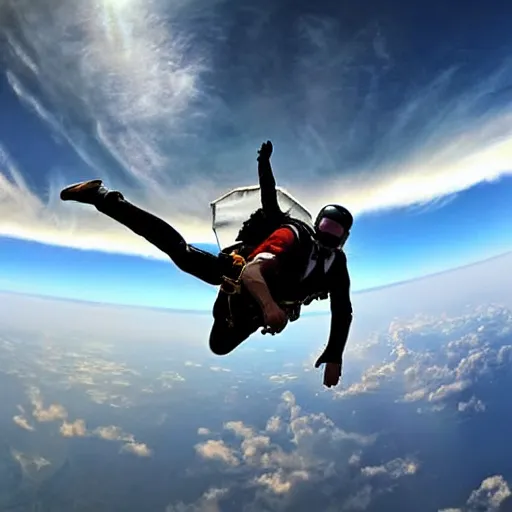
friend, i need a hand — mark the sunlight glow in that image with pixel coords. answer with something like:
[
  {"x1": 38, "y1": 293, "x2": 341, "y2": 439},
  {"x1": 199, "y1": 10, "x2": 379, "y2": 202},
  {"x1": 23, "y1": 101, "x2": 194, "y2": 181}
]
[{"x1": 104, "y1": 0, "x2": 133, "y2": 10}]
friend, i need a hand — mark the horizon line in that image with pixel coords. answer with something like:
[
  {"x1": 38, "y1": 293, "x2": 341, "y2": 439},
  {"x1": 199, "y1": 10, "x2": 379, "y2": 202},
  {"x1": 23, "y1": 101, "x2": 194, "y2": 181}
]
[{"x1": 1, "y1": 249, "x2": 510, "y2": 315}]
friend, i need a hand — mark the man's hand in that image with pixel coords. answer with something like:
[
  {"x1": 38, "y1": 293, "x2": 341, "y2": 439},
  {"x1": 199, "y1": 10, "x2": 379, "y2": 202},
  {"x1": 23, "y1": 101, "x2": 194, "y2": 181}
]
[
  {"x1": 262, "y1": 302, "x2": 288, "y2": 335},
  {"x1": 315, "y1": 354, "x2": 342, "y2": 388},
  {"x1": 257, "y1": 140, "x2": 273, "y2": 162},
  {"x1": 322, "y1": 362, "x2": 342, "y2": 388}
]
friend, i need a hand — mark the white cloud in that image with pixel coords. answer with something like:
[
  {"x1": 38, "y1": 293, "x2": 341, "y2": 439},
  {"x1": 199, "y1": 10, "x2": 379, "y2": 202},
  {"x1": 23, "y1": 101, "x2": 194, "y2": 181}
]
[
  {"x1": 190, "y1": 390, "x2": 419, "y2": 511},
  {"x1": 17, "y1": 384, "x2": 148, "y2": 453},
  {"x1": 269, "y1": 373, "x2": 299, "y2": 384},
  {"x1": 458, "y1": 396, "x2": 486, "y2": 413},
  {"x1": 93, "y1": 425, "x2": 133, "y2": 442},
  {"x1": 361, "y1": 457, "x2": 419, "y2": 479},
  {"x1": 224, "y1": 420, "x2": 255, "y2": 440},
  {"x1": 60, "y1": 419, "x2": 88, "y2": 437},
  {"x1": 336, "y1": 305, "x2": 512, "y2": 416},
  {"x1": 402, "y1": 388, "x2": 428, "y2": 402},
  {"x1": 20, "y1": 384, "x2": 153, "y2": 457},
  {"x1": 57, "y1": 421, "x2": 154, "y2": 457},
  {"x1": 467, "y1": 475, "x2": 512, "y2": 512},
  {"x1": 195, "y1": 439, "x2": 239, "y2": 466},
  {"x1": 28, "y1": 386, "x2": 68, "y2": 422},
  {"x1": 12, "y1": 414, "x2": 35, "y2": 431},
  {"x1": 254, "y1": 469, "x2": 309, "y2": 495},
  {"x1": 428, "y1": 380, "x2": 472, "y2": 402},
  {"x1": 121, "y1": 441, "x2": 152, "y2": 457},
  {"x1": 209, "y1": 366, "x2": 231, "y2": 373},
  {"x1": 241, "y1": 435, "x2": 271, "y2": 461},
  {"x1": 441, "y1": 475, "x2": 512, "y2": 512},
  {"x1": 265, "y1": 416, "x2": 282, "y2": 433}
]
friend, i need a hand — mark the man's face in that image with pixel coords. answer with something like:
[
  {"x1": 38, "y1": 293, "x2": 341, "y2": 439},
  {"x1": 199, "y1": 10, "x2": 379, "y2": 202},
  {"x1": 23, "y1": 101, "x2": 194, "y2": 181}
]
[{"x1": 316, "y1": 217, "x2": 345, "y2": 249}]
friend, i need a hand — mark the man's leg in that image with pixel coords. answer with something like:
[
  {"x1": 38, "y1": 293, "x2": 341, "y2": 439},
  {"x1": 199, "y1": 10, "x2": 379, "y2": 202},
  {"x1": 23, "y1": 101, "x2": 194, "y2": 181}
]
[
  {"x1": 208, "y1": 320, "x2": 257, "y2": 355},
  {"x1": 208, "y1": 292, "x2": 261, "y2": 355},
  {"x1": 60, "y1": 180, "x2": 224, "y2": 286}
]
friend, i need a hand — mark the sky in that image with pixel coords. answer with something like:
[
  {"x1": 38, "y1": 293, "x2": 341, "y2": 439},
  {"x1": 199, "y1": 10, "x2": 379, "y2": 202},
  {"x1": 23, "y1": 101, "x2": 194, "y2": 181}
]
[{"x1": 1, "y1": 0, "x2": 512, "y2": 308}]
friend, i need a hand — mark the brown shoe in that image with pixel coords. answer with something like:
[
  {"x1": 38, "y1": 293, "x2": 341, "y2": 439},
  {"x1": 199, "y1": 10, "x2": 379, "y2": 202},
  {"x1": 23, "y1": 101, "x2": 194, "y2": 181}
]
[{"x1": 60, "y1": 179, "x2": 107, "y2": 204}]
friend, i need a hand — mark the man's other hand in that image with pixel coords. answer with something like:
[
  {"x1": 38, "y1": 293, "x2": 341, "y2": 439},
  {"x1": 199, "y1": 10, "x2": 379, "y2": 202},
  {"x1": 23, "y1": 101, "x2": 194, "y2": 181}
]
[
  {"x1": 257, "y1": 140, "x2": 273, "y2": 162},
  {"x1": 323, "y1": 362, "x2": 341, "y2": 388}
]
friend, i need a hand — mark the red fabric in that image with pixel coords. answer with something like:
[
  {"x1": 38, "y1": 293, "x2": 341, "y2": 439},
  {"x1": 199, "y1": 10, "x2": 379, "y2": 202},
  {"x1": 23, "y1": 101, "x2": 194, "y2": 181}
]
[{"x1": 248, "y1": 227, "x2": 297, "y2": 261}]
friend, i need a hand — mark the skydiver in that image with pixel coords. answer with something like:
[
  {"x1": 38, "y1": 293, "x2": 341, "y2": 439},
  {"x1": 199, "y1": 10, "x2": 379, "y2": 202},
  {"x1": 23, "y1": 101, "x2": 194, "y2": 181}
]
[{"x1": 59, "y1": 141, "x2": 353, "y2": 388}]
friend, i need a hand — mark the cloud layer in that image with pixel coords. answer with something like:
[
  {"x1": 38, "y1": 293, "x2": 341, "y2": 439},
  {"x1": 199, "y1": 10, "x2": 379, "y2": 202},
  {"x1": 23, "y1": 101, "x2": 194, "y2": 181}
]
[
  {"x1": 336, "y1": 304, "x2": 512, "y2": 414},
  {"x1": 12, "y1": 385, "x2": 152, "y2": 457},
  {"x1": 1, "y1": 1, "x2": 512, "y2": 256},
  {"x1": 168, "y1": 390, "x2": 418, "y2": 511},
  {"x1": 1, "y1": 279, "x2": 512, "y2": 510}
]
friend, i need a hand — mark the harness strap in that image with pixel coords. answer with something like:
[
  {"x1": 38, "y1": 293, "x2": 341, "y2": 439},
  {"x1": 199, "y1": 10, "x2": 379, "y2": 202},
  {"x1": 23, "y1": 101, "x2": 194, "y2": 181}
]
[{"x1": 220, "y1": 251, "x2": 247, "y2": 295}]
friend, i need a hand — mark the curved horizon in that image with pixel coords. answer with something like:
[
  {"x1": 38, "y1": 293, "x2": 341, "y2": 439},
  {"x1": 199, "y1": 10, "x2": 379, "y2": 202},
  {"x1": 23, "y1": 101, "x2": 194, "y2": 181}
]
[{"x1": 1, "y1": 0, "x2": 512, "y2": 306}]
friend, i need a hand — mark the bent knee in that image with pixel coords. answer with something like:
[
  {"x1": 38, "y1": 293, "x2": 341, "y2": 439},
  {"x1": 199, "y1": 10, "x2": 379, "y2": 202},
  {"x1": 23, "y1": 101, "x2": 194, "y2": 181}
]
[
  {"x1": 209, "y1": 323, "x2": 250, "y2": 356},
  {"x1": 209, "y1": 340, "x2": 233, "y2": 356}
]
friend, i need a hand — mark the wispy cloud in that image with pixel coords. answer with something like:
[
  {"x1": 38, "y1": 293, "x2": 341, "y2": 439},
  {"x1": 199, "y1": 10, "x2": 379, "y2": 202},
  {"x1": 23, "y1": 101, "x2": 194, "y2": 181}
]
[
  {"x1": 12, "y1": 450, "x2": 51, "y2": 475},
  {"x1": 360, "y1": 458, "x2": 419, "y2": 479},
  {"x1": 458, "y1": 396, "x2": 486, "y2": 413},
  {"x1": 0, "y1": 0, "x2": 213, "y2": 256},
  {"x1": 13, "y1": 414, "x2": 35, "y2": 431},
  {"x1": 63, "y1": 422, "x2": 153, "y2": 457},
  {"x1": 165, "y1": 487, "x2": 229, "y2": 512},
  {"x1": 1, "y1": 1, "x2": 512, "y2": 258}
]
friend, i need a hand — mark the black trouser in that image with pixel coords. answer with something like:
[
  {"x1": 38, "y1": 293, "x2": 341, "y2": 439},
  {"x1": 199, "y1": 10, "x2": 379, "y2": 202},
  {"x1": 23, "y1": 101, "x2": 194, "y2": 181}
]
[
  {"x1": 209, "y1": 291, "x2": 262, "y2": 355},
  {"x1": 97, "y1": 193, "x2": 224, "y2": 285},
  {"x1": 95, "y1": 193, "x2": 261, "y2": 353}
]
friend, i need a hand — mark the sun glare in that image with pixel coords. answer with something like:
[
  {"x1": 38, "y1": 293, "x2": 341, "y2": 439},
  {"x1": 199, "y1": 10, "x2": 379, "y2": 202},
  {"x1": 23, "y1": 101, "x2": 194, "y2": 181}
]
[{"x1": 103, "y1": 0, "x2": 134, "y2": 12}]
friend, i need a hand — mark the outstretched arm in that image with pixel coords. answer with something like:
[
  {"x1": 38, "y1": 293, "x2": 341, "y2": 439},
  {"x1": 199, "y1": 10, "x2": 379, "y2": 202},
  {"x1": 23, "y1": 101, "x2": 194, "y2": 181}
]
[
  {"x1": 257, "y1": 141, "x2": 282, "y2": 218},
  {"x1": 315, "y1": 255, "x2": 353, "y2": 387}
]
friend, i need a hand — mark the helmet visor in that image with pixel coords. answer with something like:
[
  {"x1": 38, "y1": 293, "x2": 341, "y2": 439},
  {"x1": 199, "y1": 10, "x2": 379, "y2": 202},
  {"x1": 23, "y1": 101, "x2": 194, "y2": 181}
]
[
  {"x1": 316, "y1": 217, "x2": 347, "y2": 248},
  {"x1": 317, "y1": 217, "x2": 345, "y2": 237}
]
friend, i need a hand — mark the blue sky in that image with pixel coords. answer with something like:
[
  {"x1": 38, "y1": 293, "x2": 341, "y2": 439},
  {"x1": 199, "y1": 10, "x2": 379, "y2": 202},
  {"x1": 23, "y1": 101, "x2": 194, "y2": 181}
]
[{"x1": 1, "y1": 0, "x2": 512, "y2": 309}]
